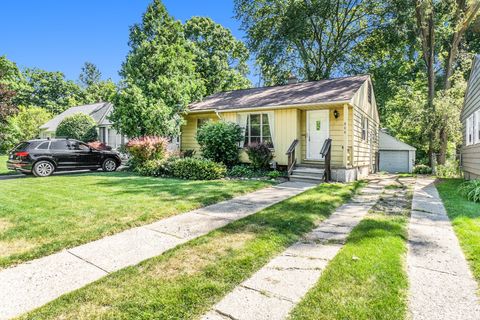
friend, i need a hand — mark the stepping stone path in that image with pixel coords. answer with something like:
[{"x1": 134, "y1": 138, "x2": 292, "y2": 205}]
[
  {"x1": 202, "y1": 176, "x2": 390, "y2": 320},
  {"x1": 407, "y1": 177, "x2": 480, "y2": 320},
  {"x1": 0, "y1": 181, "x2": 313, "y2": 319}
]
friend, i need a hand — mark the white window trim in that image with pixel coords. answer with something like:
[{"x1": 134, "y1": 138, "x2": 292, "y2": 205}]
[
  {"x1": 475, "y1": 110, "x2": 480, "y2": 144},
  {"x1": 239, "y1": 112, "x2": 275, "y2": 148},
  {"x1": 467, "y1": 114, "x2": 474, "y2": 146}
]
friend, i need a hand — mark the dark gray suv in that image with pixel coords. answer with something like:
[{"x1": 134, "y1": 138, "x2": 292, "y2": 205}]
[{"x1": 7, "y1": 139, "x2": 122, "y2": 177}]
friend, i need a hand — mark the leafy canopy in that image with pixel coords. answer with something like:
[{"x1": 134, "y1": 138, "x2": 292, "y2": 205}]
[
  {"x1": 111, "y1": 0, "x2": 205, "y2": 138},
  {"x1": 184, "y1": 16, "x2": 251, "y2": 96},
  {"x1": 56, "y1": 113, "x2": 98, "y2": 142}
]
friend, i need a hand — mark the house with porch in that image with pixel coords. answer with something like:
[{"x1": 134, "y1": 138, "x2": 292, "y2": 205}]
[
  {"x1": 180, "y1": 74, "x2": 380, "y2": 182},
  {"x1": 39, "y1": 102, "x2": 126, "y2": 149}
]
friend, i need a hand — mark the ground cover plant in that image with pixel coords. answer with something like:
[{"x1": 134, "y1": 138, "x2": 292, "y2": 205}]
[
  {"x1": 289, "y1": 177, "x2": 413, "y2": 320},
  {"x1": 0, "y1": 155, "x2": 14, "y2": 175},
  {"x1": 0, "y1": 172, "x2": 270, "y2": 268},
  {"x1": 19, "y1": 181, "x2": 361, "y2": 319},
  {"x1": 437, "y1": 179, "x2": 480, "y2": 283}
]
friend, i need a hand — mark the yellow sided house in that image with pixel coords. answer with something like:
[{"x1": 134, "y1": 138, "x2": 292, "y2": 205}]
[{"x1": 181, "y1": 75, "x2": 379, "y2": 182}]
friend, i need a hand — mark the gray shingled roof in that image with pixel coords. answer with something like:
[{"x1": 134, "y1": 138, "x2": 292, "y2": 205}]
[
  {"x1": 379, "y1": 131, "x2": 416, "y2": 151},
  {"x1": 40, "y1": 102, "x2": 112, "y2": 132},
  {"x1": 189, "y1": 75, "x2": 370, "y2": 112}
]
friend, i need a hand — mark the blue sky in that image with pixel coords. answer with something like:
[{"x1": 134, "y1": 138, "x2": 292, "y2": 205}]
[{"x1": 0, "y1": 0, "x2": 251, "y2": 83}]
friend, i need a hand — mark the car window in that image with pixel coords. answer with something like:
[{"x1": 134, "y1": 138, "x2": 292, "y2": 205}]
[
  {"x1": 12, "y1": 142, "x2": 30, "y2": 152},
  {"x1": 74, "y1": 142, "x2": 90, "y2": 151},
  {"x1": 36, "y1": 142, "x2": 50, "y2": 150},
  {"x1": 50, "y1": 140, "x2": 71, "y2": 150}
]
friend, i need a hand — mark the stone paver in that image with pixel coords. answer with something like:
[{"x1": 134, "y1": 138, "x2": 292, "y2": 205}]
[
  {"x1": 407, "y1": 177, "x2": 480, "y2": 320},
  {"x1": 202, "y1": 176, "x2": 388, "y2": 320},
  {"x1": 0, "y1": 181, "x2": 313, "y2": 320}
]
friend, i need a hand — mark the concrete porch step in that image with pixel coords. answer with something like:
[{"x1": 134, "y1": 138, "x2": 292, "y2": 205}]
[
  {"x1": 293, "y1": 167, "x2": 325, "y2": 178},
  {"x1": 289, "y1": 175, "x2": 324, "y2": 184}
]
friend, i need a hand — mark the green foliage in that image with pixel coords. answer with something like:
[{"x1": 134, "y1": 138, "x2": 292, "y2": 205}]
[
  {"x1": 56, "y1": 113, "x2": 98, "y2": 142},
  {"x1": 11, "y1": 106, "x2": 52, "y2": 140},
  {"x1": 111, "y1": 0, "x2": 205, "y2": 137},
  {"x1": 79, "y1": 62, "x2": 102, "y2": 88},
  {"x1": 182, "y1": 149, "x2": 196, "y2": 158},
  {"x1": 19, "y1": 68, "x2": 83, "y2": 114},
  {"x1": 196, "y1": 121, "x2": 243, "y2": 167},
  {"x1": 184, "y1": 16, "x2": 251, "y2": 96},
  {"x1": 170, "y1": 158, "x2": 227, "y2": 180},
  {"x1": 245, "y1": 142, "x2": 273, "y2": 169},
  {"x1": 266, "y1": 170, "x2": 281, "y2": 179},
  {"x1": 234, "y1": 0, "x2": 385, "y2": 83},
  {"x1": 228, "y1": 164, "x2": 258, "y2": 178},
  {"x1": 436, "y1": 160, "x2": 461, "y2": 178},
  {"x1": 460, "y1": 180, "x2": 480, "y2": 203},
  {"x1": 413, "y1": 164, "x2": 432, "y2": 175},
  {"x1": 133, "y1": 158, "x2": 172, "y2": 177},
  {"x1": 126, "y1": 136, "x2": 170, "y2": 165}
]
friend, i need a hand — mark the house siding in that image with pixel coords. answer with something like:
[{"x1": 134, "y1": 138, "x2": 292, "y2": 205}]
[
  {"x1": 180, "y1": 77, "x2": 380, "y2": 175},
  {"x1": 461, "y1": 56, "x2": 480, "y2": 179}
]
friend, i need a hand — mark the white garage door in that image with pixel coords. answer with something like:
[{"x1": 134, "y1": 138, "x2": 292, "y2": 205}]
[{"x1": 379, "y1": 150, "x2": 409, "y2": 173}]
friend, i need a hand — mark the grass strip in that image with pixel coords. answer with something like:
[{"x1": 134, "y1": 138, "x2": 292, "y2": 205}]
[
  {"x1": 0, "y1": 172, "x2": 271, "y2": 268},
  {"x1": 19, "y1": 182, "x2": 361, "y2": 320},
  {"x1": 0, "y1": 155, "x2": 15, "y2": 175},
  {"x1": 289, "y1": 179, "x2": 412, "y2": 320},
  {"x1": 436, "y1": 179, "x2": 480, "y2": 282}
]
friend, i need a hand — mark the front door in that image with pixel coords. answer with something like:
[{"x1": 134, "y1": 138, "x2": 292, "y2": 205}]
[{"x1": 307, "y1": 110, "x2": 330, "y2": 160}]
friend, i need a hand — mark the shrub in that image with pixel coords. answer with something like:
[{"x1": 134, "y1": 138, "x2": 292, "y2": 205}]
[
  {"x1": 413, "y1": 164, "x2": 432, "y2": 174},
  {"x1": 87, "y1": 141, "x2": 112, "y2": 151},
  {"x1": 56, "y1": 113, "x2": 98, "y2": 142},
  {"x1": 228, "y1": 165, "x2": 257, "y2": 178},
  {"x1": 182, "y1": 149, "x2": 196, "y2": 158},
  {"x1": 134, "y1": 159, "x2": 172, "y2": 177},
  {"x1": 196, "y1": 121, "x2": 243, "y2": 167},
  {"x1": 245, "y1": 142, "x2": 273, "y2": 169},
  {"x1": 267, "y1": 170, "x2": 282, "y2": 179},
  {"x1": 460, "y1": 180, "x2": 480, "y2": 202},
  {"x1": 170, "y1": 158, "x2": 226, "y2": 180},
  {"x1": 126, "y1": 136, "x2": 169, "y2": 165},
  {"x1": 435, "y1": 160, "x2": 461, "y2": 178}
]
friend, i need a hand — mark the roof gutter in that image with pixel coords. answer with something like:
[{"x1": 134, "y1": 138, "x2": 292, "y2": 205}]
[{"x1": 187, "y1": 100, "x2": 352, "y2": 114}]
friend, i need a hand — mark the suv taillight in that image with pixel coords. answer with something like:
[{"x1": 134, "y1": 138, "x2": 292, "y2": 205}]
[{"x1": 15, "y1": 151, "x2": 29, "y2": 157}]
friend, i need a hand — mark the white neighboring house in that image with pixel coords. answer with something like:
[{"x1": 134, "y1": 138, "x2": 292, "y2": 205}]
[
  {"x1": 378, "y1": 130, "x2": 416, "y2": 173},
  {"x1": 39, "y1": 102, "x2": 126, "y2": 149}
]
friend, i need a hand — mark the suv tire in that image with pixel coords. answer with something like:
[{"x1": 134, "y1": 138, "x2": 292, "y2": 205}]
[
  {"x1": 33, "y1": 160, "x2": 55, "y2": 177},
  {"x1": 102, "y1": 158, "x2": 118, "y2": 172}
]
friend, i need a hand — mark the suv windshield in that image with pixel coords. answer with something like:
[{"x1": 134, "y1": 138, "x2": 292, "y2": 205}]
[{"x1": 12, "y1": 142, "x2": 30, "y2": 152}]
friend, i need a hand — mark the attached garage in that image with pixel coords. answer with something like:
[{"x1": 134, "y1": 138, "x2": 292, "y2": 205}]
[{"x1": 379, "y1": 131, "x2": 416, "y2": 173}]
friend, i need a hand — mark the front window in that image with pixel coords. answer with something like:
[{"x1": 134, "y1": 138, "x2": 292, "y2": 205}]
[
  {"x1": 467, "y1": 115, "x2": 474, "y2": 146},
  {"x1": 197, "y1": 118, "x2": 209, "y2": 131},
  {"x1": 361, "y1": 115, "x2": 368, "y2": 141},
  {"x1": 244, "y1": 113, "x2": 273, "y2": 148}
]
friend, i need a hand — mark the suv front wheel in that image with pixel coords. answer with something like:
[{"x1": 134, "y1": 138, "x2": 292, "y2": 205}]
[
  {"x1": 33, "y1": 160, "x2": 55, "y2": 177},
  {"x1": 102, "y1": 158, "x2": 118, "y2": 172}
]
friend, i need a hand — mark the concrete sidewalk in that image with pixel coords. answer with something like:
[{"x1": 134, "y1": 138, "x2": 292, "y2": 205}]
[
  {"x1": 202, "y1": 176, "x2": 389, "y2": 320},
  {"x1": 407, "y1": 177, "x2": 480, "y2": 320},
  {"x1": 0, "y1": 181, "x2": 313, "y2": 319}
]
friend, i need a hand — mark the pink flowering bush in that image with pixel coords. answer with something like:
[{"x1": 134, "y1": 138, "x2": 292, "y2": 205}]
[
  {"x1": 87, "y1": 141, "x2": 111, "y2": 151},
  {"x1": 126, "y1": 136, "x2": 169, "y2": 164}
]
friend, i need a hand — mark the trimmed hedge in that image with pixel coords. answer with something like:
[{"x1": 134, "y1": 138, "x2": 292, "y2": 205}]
[
  {"x1": 170, "y1": 158, "x2": 226, "y2": 180},
  {"x1": 56, "y1": 113, "x2": 98, "y2": 142}
]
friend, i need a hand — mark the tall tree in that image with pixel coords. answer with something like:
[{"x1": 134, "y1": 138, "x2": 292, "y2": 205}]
[
  {"x1": 415, "y1": 0, "x2": 480, "y2": 164},
  {"x1": 234, "y1": 0, "x2": 387, "y2": 84},
  {"x1": 111, "y1": 0, "x2": 204, "y2": 137},
  {"x1": 184, "y1": 17, "x2": 251, "y2": 96},
  {"x1": 78, "y1": 62, "x2": 102, "y2": 88},
  {"x1": 18, "y1": 68, "x2": 83, "y2": 114}
]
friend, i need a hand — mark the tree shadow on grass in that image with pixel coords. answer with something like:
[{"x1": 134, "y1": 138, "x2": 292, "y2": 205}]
[{"x1": 346, "y1": 218, "x2": 407, "y2": 245}]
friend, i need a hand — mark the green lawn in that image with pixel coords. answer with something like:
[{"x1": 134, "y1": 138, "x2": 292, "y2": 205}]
[
  {"x1": 20, "y1": 182, "x2": 361, "y2": 320},
  {"x1": 0, "y1": 155, "x2": 15, "y2": 175},
  {"x1": 289, "y1": 179, "x2": 412, "y2": 320},
  {"x1": 0, "y1": 172, "x2": 271, "y2": 268},
  {"x1": 436, "y1": 179, "x2": 480, "y2": 282}
]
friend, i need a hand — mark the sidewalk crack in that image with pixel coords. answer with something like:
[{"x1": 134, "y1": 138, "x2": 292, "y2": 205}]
[
  {"x1": 143, "y1": 227, "x2": 185, "y2": 240},
  {"x1": 214, "y1": 309, "x2": 241, "y2": 320},
  {"x1": 240, "y1": 284, "x2": 295, "y2": 303},
  {"x1": 67, "y1": 251, "x2": 110, "y2": 274}
]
